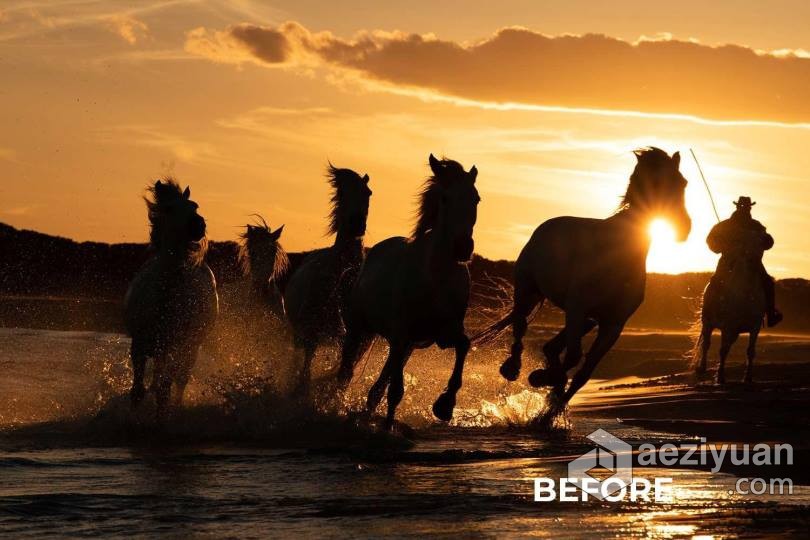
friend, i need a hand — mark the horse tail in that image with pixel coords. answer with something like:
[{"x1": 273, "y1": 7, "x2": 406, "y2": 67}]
[{"x1": 470, "y1": 310, "x2": 514, "y2": 345}]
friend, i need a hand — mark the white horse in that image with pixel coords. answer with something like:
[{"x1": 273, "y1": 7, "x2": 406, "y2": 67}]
[{"x1": 124, "y1": 179, "x2": 218, "y2": 422}]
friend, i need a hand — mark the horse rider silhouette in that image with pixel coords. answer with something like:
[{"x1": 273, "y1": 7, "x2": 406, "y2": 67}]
[{"x1": 706, "y1": 196, "x2": 782, "y2": 327}]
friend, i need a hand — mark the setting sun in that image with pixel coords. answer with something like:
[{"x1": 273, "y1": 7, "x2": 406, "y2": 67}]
[{"x1": 647, "y1": 218, "x2": 680, "y2": 273}]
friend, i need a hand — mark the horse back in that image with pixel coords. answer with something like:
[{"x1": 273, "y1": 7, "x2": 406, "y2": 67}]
[
  {"x1": 352, "y1": 236, "x2": 471, "y2": 344},
  {"x1": 518, "y1": 215, "x2": 647, "y2": 321}
]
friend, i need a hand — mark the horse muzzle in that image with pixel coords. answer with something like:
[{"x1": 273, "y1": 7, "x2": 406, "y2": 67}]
[
  {"x1": 454, "y1": 236, "x2": 474, "y2": 262},
  {"x1": 675, "y1": 213, "x2": 692, "y2": 242},
  {"x1": 189, "y1": 215, "x2": 206, "y2": 241}
]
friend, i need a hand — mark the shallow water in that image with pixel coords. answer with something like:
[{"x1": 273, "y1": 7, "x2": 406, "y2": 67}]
[{"x1": 1, "y1": 328, "x2": 808, "y2": 538}]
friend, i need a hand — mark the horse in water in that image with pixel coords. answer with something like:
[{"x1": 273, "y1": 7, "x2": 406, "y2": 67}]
[
  {"x1": 338, "y1": 154, "x2": 479, "y2": 429},
  {"x1": 283, "y1": 165, "x2": 371, "y2": 394},
  {"x1": 694, "y1": 243, "x2": 766, "y2": 384},
  {"x1": 237, "y1": 216, "x2": 287, "y2": 320},
  {"x1": 474, "y1": 147, "x2": 691, "y2": 426},
  {"x1": 124, "y1": 179, "x2": 218, "y2": 421}
]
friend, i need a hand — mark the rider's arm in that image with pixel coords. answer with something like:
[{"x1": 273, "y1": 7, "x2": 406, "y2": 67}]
[
  {"x1": 706, "y1": 222, "x2": 727, "y2": 254},
  {"x1": 762, "y1": 231, "x2": 774, "y2": 251}
]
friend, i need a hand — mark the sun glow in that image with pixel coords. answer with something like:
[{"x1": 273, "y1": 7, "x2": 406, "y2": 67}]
[{"x1": 646, "y1": 219, "x2": 681, "y2": 273}]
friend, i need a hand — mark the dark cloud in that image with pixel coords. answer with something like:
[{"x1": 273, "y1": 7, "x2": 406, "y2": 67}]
[{"x1": 186, "y1": 22, "x2": 810, "y2": 124}]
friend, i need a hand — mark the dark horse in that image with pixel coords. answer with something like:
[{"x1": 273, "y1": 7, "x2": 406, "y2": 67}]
[
  {"x1": 237, "y1": 215, "x2": 287, "y2": 320},
  {"x1": 338, "y1": 154, "x2": 480, "y2": 428},
  {"x1": 124, "y1": 179, "x2": 218, "y2": 421},
  {"x1": 283, "y1": 165, "x2": 371, "y2": 394},
  {"x1": 474, "y1": 148, "x2": 691, "y2": 426},
  {"x1": 694, "y1": 242, "x2": 766, "y2": 385}
]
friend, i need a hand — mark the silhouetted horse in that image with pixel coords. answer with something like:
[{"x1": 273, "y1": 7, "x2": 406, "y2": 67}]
[
  {"x1": 237, "y1": 215, "x2": 287, "y2": 320},
  {"x1": 283, "y1": 165, "x2": 371, "y2": 394},
  {"x1": 694, "y1": 242, "x2": 766, "y2": 384},
  {"x1": 474, "y1": 148, "x2": 691, "y2": 426},
  {"x1": 338, "y1": 154, "x2": 479, "y2": 428},
  {"x1": 124, "y1": 179, "x2": 218, "y2": 421}
]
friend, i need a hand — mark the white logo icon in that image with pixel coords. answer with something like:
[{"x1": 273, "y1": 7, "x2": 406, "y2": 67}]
[{"x1": 567, "y1": 429, "x2": 633, "y2": 500}]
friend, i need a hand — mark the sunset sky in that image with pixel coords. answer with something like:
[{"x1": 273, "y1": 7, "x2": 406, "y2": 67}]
[{"x1": 2, "y1": 1, "x2": 809, "y2": 276}]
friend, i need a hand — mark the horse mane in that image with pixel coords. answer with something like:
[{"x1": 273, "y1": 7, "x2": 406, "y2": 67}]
[
  {"x1": 411, "y1": 157, "x2": 466, "y2": 238},
  {"x1": 617, "y1": 146, "x2": 672, "y2": 212},
  {"x1": 145, "y1": 176, "x2": 208, "y2": 265},
  {"x1": 326, "y1": 164, "x2": 362, "y2": 236},
  {"x1": 238, "y1": 215, "x2": 289, "y2": 280}
]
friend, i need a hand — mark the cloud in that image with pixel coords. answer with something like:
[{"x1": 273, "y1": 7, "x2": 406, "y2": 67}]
[
  {"x1": 104, "y1": 14, "x2": 149, "y2": 45},
  {"x1": 185, "y1": 21, "x2": 810, "y2": 125}
]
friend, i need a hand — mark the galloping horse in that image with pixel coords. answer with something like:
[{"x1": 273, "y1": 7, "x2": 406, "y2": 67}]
[
  {"x1": 237, "y1": 216, "x2": 287, "y2": 320},
  {"x1": 283, "y1": 165, "x2": 372, "y2": 393},
  {"x1": 474, "y1": 148, "x2": 691, "y2": 425},
  {"x1": 338, "y1": 154, "x2": 480, "y2": 428},
  {"x1": 694, "y1": 242, "x2": 766, "y2": 384},
  {"x1": 124, "y1": 179, "x2": 219, "y2": 421}
]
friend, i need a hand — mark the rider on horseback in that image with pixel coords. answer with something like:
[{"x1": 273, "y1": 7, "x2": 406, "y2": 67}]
[{"x1": 706, "y1": 196, "x2": 782, "y2": 327}]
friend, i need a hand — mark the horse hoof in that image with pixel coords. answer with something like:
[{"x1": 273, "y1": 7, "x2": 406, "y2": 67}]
[
  {"x1": 432, "y1": 393, "x2": 456, "y2": 422},
  {"x1": 528, "y1": 368, "x2": 566, "y2": 388},
  {"x1": 499, "y1": 358, "x2": 520, "y2": 381},
  {"x1": 532, "y1": 410, "x2": 557, "y2": 430}
]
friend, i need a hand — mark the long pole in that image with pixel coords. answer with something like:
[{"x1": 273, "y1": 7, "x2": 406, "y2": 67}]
[{"x1": 690, "y1": 148, "x2": 721, "y2": 223}]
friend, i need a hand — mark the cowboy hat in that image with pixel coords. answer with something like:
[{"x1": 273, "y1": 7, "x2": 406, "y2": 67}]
[{"x1": 734, "y1": 196, "x2": 756, "y2": 208}]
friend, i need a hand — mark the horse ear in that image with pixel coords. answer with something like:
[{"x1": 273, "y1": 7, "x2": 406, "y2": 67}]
[
  {"x1": 362, "y1": 174, "x2": 369, "y2": 184},
  {"x1": 672, "y1": 151, "x2": 681, "y2": 167},
  {"x1": 469, "y1": 165, "x2": 478, "y2": 182},
  {"x1": 429, "y1": 153, "x2": 441, "y2": 175},
  {"x1": 271, "y1": 225, "x2": 284, "y2": 240},
  {"x1": 154, "y1": 180, "x2": 162, "y2": 189},
  {"x1": 633, "y1": 150, "x2": 643, "y2": 162},
  {"x1": 183, "y1": 186, "x2": 191, "y2": 199}
]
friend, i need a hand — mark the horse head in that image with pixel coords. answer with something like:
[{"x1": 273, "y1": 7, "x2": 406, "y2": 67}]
[
  {"x1": 626, "y1": 147, "x2": 691, "y2": 241},
  {"x1": 421, "y1": 154, "x2": 480, "y2": 262},
  {"x1": 146, "y1": 178, "x2": 207, "y2": 259},
  {"x1": 239, "y1": 215, "x2": 286, "y2": 286},
  {"x1": 327, "y1": 165, "x2": 372, "y2": 239}
]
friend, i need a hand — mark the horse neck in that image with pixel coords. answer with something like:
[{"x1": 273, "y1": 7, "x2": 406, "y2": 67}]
[
  {"x1": 607, "y1": 207, "x2": 652, "y2": 257},
  {"x1": 425, "y1": 221, "x2": 460, "y2": 269},
  {"x1": 155, "y1": 241, "x2": 197, "y2": 268},
  {"x1": 333, "y1": 230, "x2": 364, "y2": 261}
]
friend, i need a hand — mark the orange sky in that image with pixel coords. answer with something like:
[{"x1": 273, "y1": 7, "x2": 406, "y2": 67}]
[{"x1": 1, "y1": 1, "x2": 809, "y2": 276}]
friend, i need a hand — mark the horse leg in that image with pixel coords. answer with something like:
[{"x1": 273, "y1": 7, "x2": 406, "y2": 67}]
[
  {"x1": 382, "y1": 344, "x2": 413, "y2": 430},
  {"x1": 744, "y1": 327, "x2": 759, "y2": 384},
  {"x1": 716, "y1": 330, "x2": 737, "y2": 385},
  {"x1": 695, "y1": 324, "x2": 712, "y2": 376},
  {"x1": 433, "y1": 335, "x2": 470, "y2": 422},
  {"x1": 528, "y1": 320, "x2": 597, "y2": 391},
  {"x1": 366, "y1": 341, "x2": 409, "y2": 416},
  {"x1": 130, "y1": 338, "x2": 148, "y2": 407},
  {"x1": 172, "y1": 345, "x2": 197, "y2": 408},
  {"x1": 528, "y1": 310, "x2": 585, "y2": 395},
  {"x1": 337, "y1": 328, "x2": 374, "y2": 387},
  {"x1": 153, "y1": 353, "x2": 172, "y2": 425},
  {"x1": 563, "y1": 323, "x2": 623, "y2": 403},
  {"x1": 499, "y1": 276, "x2": 542, "y2": 381},
  {"x1": 295, "y1": 342, "x2": 317, "y2": 396}
]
